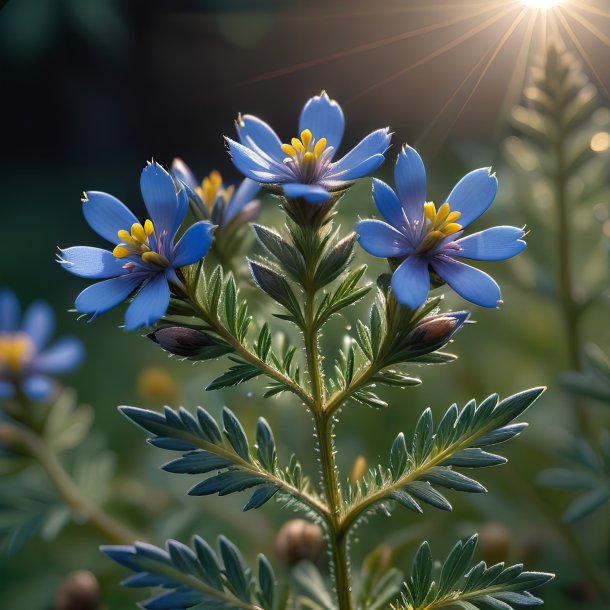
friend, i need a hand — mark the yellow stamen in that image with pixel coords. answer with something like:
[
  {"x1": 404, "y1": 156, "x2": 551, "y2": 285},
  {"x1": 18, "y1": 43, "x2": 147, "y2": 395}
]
[
  {"x1": 144, "y1": 219, "x2": 154, "y2": 236},
  {"x1": 302, "y1": 151, "x2": 314, "y2": 166},
  {"x1": 314, "y1": 138, "x2": 327, "y2": 158},
  {"x1": 113, "y1": 246, "x2": 130, "y2": 258},
  {"x1": 131, "y1": 223, "x2": 146, "y2": 242},
  {"x1": 0, "y1": 332, "x2": 34, "y2": 373},
  {"x1": 435, "y1": 203, "x2": 451, "y2": 224},
  {"x1": 300, "y1": 129, "x2": 312, "y2": 148},
  {"x1": 444, "y1": 223, "x2": 462, "y2": 235},
  {"x1": 141, "y1": 251, "x2": 169, "y2": 267},
  {"x1": 117, "y1": 229, "x2": 133, "y2": 243},
  {"x1": 209, "y1": 170, "x2": 222, "y2": 188},
  {"x1": 223, "y1": 185, "x2": 235, "y2": 203},
  {"x1": 281, "y1": 144, "x2": 297, "y2": 157},
  {"x1": 291, "y1": 138, "x2": 304, "y2": 152},
  {"x1": 446, "y1": 211, "x2": 462, "y2": 223},
  {"x1": 424, "y1": 202, "x2": 436, "y2": 222}
]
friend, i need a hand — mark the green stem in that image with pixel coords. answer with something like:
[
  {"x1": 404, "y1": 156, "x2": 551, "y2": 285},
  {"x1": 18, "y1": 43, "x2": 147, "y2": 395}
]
[{"x1": 16, "y1": 425, "x2": 143, "y2": 545}]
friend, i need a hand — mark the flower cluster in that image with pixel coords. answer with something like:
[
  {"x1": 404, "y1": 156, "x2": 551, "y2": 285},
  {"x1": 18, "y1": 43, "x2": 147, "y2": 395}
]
[
  {"x1": 58, "y1": 92, "x2": 526, "y2": 329},
  {"x1": 0, "y1": 290, "x2": 83, "y2": 400}
]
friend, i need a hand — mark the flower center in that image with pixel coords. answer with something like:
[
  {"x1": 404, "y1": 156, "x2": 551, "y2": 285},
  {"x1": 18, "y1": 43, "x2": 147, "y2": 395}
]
[
  {"x1": 416, "y1": 202, "x2": 462, "y2": 253},
  {"x1": 0, "y1": 332, "x2": 35, "y2": 373},
  {"x1": 281, "y1": 129, "x2": 330, "y2": 183},
  {"x1": 113, "y1": 221, "x2": 170, "y2": 268},
  {"x1": 195, "y1": 171, "x2": 234, "y2": 210}
]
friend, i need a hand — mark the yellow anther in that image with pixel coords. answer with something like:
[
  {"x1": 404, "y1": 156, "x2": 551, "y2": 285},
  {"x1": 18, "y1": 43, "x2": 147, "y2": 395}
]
[
  {"x1": 281, "y1": 144, "x2": 297, "y2": 157},
  {"x1": 300, "y1": 129, "x2": 313, "y2": 148},
  {"x1": 446, "y1": 211, "x2": 461, "y2": 223},
  {"x1": 223, "y1": 185, "x2": 235, "y2": 203},
  {"x1": 435, "y1": 203, "x2": 451, "y2": 224},
  {"x1": 443, "y1": 223, "x2": 462, "y2": 235},
  {"x1": 117, "y1": 229, "x2": 135, "y2": 244},
  {"x1": 141, "y1": 251, "x2": 169, "y2": 267},
  {"x1": 314, "y1": 138, "x2": 327, "y2": 158},
  {"x1": 291, "y1": 138, "x2": 305, "y2": 152},
  {"x1": 424, "y1": 202, "x2": 437, "y2": 222},
  {"x1": 209, "y1": 170, "x2": 222, "y2": 188},
  {"x1": 113, "y1": 245, "x2": 130, "y2": 258},
  {"x1": 131, "y1": 223, "x2": 146, "y2": 242},
  {"x1": 0, "y1": 332, "x2": 34, "y2": 372},
  {"x1": 302, "y1": 151, "x2": 314, "y2": 166},
  {"x1": 144, "y1": 219, "x2": 154, "y2": 236}
]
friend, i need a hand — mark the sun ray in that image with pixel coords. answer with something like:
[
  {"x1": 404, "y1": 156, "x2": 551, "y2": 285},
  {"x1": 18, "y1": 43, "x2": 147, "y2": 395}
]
[
  {"x1": 345, "y1": 4, "x2": 519, "y2": 105},
  {"x1": 563, "y1": 5, "x2": 610, "y2": 47},
  {"x1": 569, "y1": 0, "x2": 610, "y2": 20},
  {"x1": 556, "y1": 7, "x2": 610, "y2": 100},
  {"x1": 241, "y1": 4, "x2": 502, "y2": 86},
  {"x1": 417, "y1": 7, "x2": 530, "y2": 147}
]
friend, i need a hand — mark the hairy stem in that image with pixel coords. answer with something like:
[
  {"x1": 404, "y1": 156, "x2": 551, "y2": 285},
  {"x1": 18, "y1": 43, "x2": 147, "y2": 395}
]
[{"x1": 15, "y1": 425, "x2": 143, "y2": 545}]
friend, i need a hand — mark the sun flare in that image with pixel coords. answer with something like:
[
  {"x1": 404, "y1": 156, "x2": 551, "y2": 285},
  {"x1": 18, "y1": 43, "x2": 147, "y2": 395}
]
[{"x1": 521, "y1": 0, "x2": 562, "y2": 8}]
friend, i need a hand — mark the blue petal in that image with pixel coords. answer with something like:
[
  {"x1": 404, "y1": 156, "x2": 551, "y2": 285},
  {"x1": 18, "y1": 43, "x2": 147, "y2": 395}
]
[
  {"x1": 431, "y1": 255, "x2": 501, "y2": 308},
  {"x1": 170, "y1": 158, "x2": 198, "y2": 190},
  {"x1": 140, "y1": 162, "x2": 183, "y2": 237},
  {"x1": 225, "y1": 138, "x2": 276, "y2": 182},
  {"x1": 58, "y1": 246, "x2": 126, "y2": 279},
  {"x1": 75, "y1": 274, "x2": 143, "y2": 316},
  {"x1": 356, "y1": 219, "x2": 411, "y2": 257},
  {"x1": 171, "y1": 188, "x2": 189, "y2": 240},
  {"x1": 22, "y1": 301, "x2": 55, "y2": 350},
  {"x1": 283, "y1": 183, "x2": 330, "y2": 203},
  {"x1": 391, "y1": 255, "x2": 430, "y2": 310},
  {"x1": 225, "y1": 178, "x2": 260, "y2": 222},
  {"x1": 329, "y1": 128, "x2": 391, "y2": 177},
  {"x1": 35, "y1": 337, "x2": 84, "y2": 374},
  {"x1": 394, "y1": 145, "x2": 426, "y2": 220},
  {"x1": 22, "y1": 375, "x2": 54, "y2": 400},
  {"x1": 454, "y1": 226, "x2": 526, "y2": 261},
  {"x1": 445, "y1": 168, "x2": 498, "y2": 228},
  {"x1": 124, "y1": 275, "x2": 170, "y2": 331},
  {"x1": 372, "y1": 179, "x2": 405, "y2": 230},
  {"x1": 82, "y1": 191, "x2": 139, "y2": 244},
  {"x1": 0, "y1": 289, "x2": 20, "y2": 331},
  {"x1": 172, "y1": 222, "x2": 214, "y2": 267},
  {"x1": 236, "y1": 115, "x2": 284, "y2": 163},
  {"x1": 330, "y1": 153, "x2": 386, "y2": 181},
  {"x1": 299, "y1": 91, "x2": 345, "y2": 152},
  {"x1": 0, "y1": 381, "x2": 15, "y2": 399}
]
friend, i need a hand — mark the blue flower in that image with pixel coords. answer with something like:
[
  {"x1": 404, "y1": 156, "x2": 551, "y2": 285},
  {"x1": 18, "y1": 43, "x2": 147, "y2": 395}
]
[
  {"x1": 225, "y1": 91, "x2": 391, "y2": 204},
  {"x1": 0, "y1": 290, "x2": 83, "y2": 400},
  {"x1": 356, "y1": 146, "x2": 526, "y2": 310},
  {"x1": 58, "y1": 162, "x2": 214, "y2": 330},
  {"x1": 170, "y1": 159, "x2": 260, "y2": 235}
]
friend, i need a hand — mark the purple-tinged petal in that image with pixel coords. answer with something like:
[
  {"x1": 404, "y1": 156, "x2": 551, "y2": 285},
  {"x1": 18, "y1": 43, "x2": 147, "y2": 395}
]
[
  {"x1": 170, "y1": 158, "x2": 198, "y2": 191},
  {"x1": 57, "y1": 247, "x2": 127, "y2": 279},
  {"x1": 329, "y1": 153, "x2": 385, "y2": 181},
  {"x1": 35, "y1": 337, "x2": 84, "y2": 374},
  {"x1": 75, "y1": 274, "x2": 143, "y2": 316},
  {"x1": 391, "y1": 255, "x2": 430, "y2": 310},
  {"x1": 355, "y1": 219, "x2": 411, "y2": 257},
  {"x1": 299, "y1": 91, "x2": 345, "y2": 152},
  {"x1": 225, "y1": 138, "x2": 275, "y2": 182},
  {"x1": 394, "y1": 145, "x2": 426, "y2": 220},
  {"x1": 445, "y1": 168, "x2": 497, "y2": 228},
  {"x1": 453, "y1": 226, "x2": 526, "y2": 261},
  {"x1": 225, "y1": 178, "x2": 260, "y2": 223},
  {"x1": 0, "y1": 289, "x2": 20, "y2": 332},
  {"x1": 329, "y1": 128, "x2": 391, "y2": 177},
  {"x1": 236, "y1": 115, "x2": 284, "y2": 163},
  {"x1": 172, "y1": 221, "x2": 214, "y2": 267},
  {"x1": 0, "y1": 380, "x2": 15, "y2": 399},
  {"x1": 82, "y1": 192, "x2": 139, "y2": 244},
  {"x1": 22, "y1": 375, "x2": 54, "y2": 400},
  {"x1": 140, "y1": 162, "x2": 182, "y2": 237},
  {"x1": 372, "y1": 178, "x2": 405, "y2": 230},
  {"x1": 431, "y1": 255, "x2": 501, "y2": 308},
  {"x1": 124, "y1": 275, "x2": 170, "y2": 331},
  {"x1": 283, "y1": 183, "x2": 330, "y2": 203},
  {"x1": 22, "y1": 301, "x2": 55, "y2": 350}
]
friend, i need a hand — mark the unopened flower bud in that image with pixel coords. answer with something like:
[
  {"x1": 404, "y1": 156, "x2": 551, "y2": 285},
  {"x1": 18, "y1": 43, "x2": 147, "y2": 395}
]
[
  {"x1": 478, "y1": 522, "x2": 510, "y2": 565},
  {"x1": 148, "y1": 327, "x2": 217, "y2": 358},
  {"x1": 54, "y1": 570, "x2": 101, "y2": 610},
  {"x1": 350, "y1": 455, "x2": 367, "y2": 483},
  {"x1": 403, "y1": 311, "x2": 469, "y2": 357},
  {"x1": 137, "y1": 366, "x2": 177, "y2": 403},
  {"x1": 275, "y1": 519, "x2": 325, "y2": 566}
]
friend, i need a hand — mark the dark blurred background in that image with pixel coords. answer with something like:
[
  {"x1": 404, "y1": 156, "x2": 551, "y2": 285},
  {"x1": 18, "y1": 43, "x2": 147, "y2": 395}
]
[{"x1": 2, "y1": 0, "x2": 610, "y2": 608}]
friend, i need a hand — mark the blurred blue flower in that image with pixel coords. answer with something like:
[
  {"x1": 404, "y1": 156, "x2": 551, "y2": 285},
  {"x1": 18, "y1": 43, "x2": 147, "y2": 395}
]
[
  {"x1": 58, "y1": 161, "x2": 214, "y2": 330},
  {"x1": 356, "y1": 146, "x2": 526, "y2": 310},
  {"x1": 0, "y1": 290, "x2": 83, "y2": 400},
  {"x1": 225, "y1": 91, "x2": 391, "y2": 203},
  {"x1": 170, "y1": 159, "x2": 260, "y2": 236}
]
